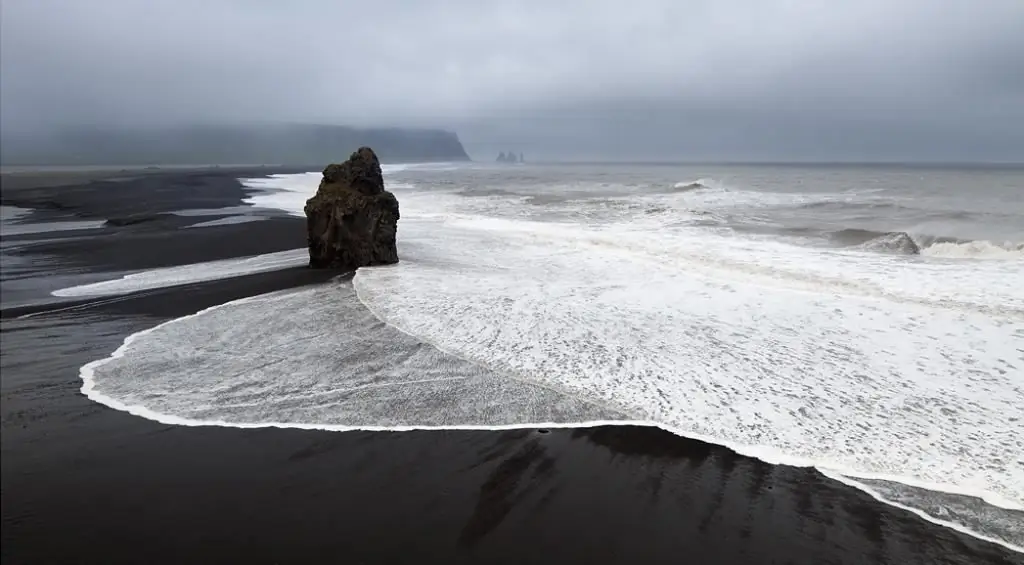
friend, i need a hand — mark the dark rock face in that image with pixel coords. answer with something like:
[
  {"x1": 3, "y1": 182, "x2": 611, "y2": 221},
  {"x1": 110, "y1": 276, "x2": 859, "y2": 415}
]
[
  {"x1": 304, "y1": 147, "x2": 400, "y2": 270},
  {"x1": 860, "y1": 231, "x2": 921, "y2": 255}
]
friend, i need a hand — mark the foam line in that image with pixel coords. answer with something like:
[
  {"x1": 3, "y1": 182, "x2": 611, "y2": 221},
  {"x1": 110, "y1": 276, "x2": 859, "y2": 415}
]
[
  {"x1": 1, "y1": 220, "x2": 107, "y2": 236},
  {"x1": 818, "y1": 469, "x2": 1024, "y2": 554},
  {"x1": 185, "y1": 216, "x2": 267, "y2": 229},
  {"x1": 17, "y1": 287, "x2": 169, "y2": 320},
  {"x1": 51, "y1": 248, "x2": 307, "y2": 297},
  {"x1": 814, "y1": 468, "x2": 1024, "y2": 511}
]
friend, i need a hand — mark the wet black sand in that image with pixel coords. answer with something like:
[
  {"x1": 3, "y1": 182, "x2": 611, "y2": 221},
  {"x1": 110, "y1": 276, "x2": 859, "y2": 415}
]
[{"x1": 1, "y1": 170, "x2": 1020, "y2": 565}]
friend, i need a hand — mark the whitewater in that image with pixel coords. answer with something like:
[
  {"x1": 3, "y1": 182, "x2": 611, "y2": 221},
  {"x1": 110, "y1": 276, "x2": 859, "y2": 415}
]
[{"x1": 59, "y1": 162, "x2": 1023, "y2": 551}]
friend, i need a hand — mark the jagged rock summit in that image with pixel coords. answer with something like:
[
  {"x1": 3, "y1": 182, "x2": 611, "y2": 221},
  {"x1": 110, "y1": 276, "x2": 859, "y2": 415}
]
[{"x1": 304, "y1": 147, "x2": 400, "y2": 269}]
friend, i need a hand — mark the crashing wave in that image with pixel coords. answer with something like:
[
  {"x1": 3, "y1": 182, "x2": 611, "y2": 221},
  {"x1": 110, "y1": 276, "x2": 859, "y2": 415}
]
[
  {"x1": 830, "y1": 228, "x2": 1023, "y2": 259},
  {"x1": 670, "y1": 179, "x2": 711, "y2": 192},
  {"x1": 857, "y1": 232, "x2": 921, "y2": 255},
  {"x1": 828, "y1": 228, "x2": 920, "y2": 255},
  {"x1": 921, "y1": 240, "x2": 1024, "y2": 260}
]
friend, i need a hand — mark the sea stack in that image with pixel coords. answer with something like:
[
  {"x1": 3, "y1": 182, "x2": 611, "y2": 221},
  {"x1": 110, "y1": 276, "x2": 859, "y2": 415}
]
[
  {"x1": 496, "y1": 151, "x2": 521, "y2": 163},
  {"x1": 303, "y1": 147, "x2": 400, "y2": 269}
]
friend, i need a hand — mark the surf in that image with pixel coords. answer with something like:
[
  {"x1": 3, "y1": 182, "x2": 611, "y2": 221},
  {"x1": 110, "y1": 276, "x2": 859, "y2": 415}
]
[{"x1": 68, "y1": 166, "x2": 1024, "y2": 552}]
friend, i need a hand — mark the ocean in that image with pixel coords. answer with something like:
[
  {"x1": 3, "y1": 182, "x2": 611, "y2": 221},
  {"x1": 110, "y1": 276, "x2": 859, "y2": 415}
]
[{"x1": 2, "y1": 162, "x2": 1022, "y2": 563}]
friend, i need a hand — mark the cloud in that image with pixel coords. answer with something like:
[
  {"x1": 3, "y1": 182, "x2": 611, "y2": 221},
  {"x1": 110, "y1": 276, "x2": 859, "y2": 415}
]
[{"x1": 2, "y1": 0, "x2": 1022, "y2": 159}]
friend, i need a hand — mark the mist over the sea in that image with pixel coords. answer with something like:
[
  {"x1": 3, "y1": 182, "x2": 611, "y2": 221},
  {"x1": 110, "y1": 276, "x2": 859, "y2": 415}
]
[{"x1": 2, "y1": 0, "x2": 1023, "y2": 162}]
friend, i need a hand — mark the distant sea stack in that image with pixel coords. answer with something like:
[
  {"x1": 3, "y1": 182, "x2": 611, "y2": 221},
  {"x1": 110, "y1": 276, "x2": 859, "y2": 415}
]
[
  {"x1": 0, "y1": 124, "x2": 471, "y2": 166},
  {"x1": 304, "y1": 147, "x2": 400, "y2": 270},
  {"x1": 496, "y1": 151, "x2": 525, "y2": 163}
]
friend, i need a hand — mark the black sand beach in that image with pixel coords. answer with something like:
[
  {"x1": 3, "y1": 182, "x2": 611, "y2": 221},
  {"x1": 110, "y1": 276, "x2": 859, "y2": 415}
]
[{"x1": 1, "y1": 169, "x2": 1020, "y2": 565}]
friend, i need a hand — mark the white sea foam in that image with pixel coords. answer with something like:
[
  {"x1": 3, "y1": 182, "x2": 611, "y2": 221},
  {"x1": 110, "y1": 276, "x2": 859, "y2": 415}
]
[
  {"x1": 239, "y1": 165, "x2": 419, "y2": 217},
  {"x1": 81, "y1": 282, "x2": 628, "y2": 429},
  {"x1": 79, "y1": 168, "x2": 1024, "y2": 551},
  {"x1": 353, "y1": 213, "x2": 1024, "y2": 498},
  {"x1": 172, "y1": 206, "x2": 259, "y2": 217},
  {"x1": 672, "y1": 179, "x2": 711, "y2": 190},
  {"x1": 0, "y1": 205, "x2": 33, "y2": 222},
  {"x1": 921, "y1": 240, "x2": 1024, "y2": 260},
  {"x1": 1, "y1": 219, "x2": 107, "y2": 236},
  {"x1": 185, "y1": 215, "x2": 267, "y2": 229},
  {"x1": 673, "y1": 181, "x2": 848, "y2": 210},
  {"x1": 52, "y1": 249, "x2": 307, "y2": 297},
  {"x1": 241, "y1": 172, "x2": 321, "y2": 217},
  {"x1": 1, "y1": 204, "x2": 106, "y2": 236}
]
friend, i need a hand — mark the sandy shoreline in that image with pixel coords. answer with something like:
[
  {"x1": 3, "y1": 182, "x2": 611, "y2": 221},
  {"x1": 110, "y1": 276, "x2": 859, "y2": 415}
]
[
  {"x1": 1, "y1": 169, "x2": 1018, "y2": 565},
  {"x1": 0, "y1": 164, "x2": 290, "y2": 190}
]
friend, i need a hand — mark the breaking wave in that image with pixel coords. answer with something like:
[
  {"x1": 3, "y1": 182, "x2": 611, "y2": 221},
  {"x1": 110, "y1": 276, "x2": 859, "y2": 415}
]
[
  {"x1": 827, "y1": 228, "x2": 1024, "y2": 259},
  {"x1": 670, "y1": 180, "x2": 711, "y2": 192},
  {"x1": 854, "y1": 231, "x2": 921, "y2": 255},
  {"x1": 921, "y1": 240, "x2": 1024, "y2": 259}
]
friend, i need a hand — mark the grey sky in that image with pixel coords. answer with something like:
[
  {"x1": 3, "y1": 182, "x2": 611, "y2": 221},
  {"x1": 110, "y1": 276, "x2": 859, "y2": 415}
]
[{"x1": 2, "y1": 0, "x2": 1022, "y2": 160}]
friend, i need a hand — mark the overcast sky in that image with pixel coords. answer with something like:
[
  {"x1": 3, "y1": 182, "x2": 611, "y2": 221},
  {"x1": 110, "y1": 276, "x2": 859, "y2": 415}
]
[{"x1": 2, "y1": 0, "x2": 1022, "y2": 161}]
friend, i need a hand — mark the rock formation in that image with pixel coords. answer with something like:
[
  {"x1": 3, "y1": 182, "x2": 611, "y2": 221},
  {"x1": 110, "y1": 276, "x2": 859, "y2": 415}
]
[
  {"x1": 496, "y1": 151, "x2": 523, "y2": 163},
  {"x1": 304, "y1": 147, "x2": 400, "y2": 269},
  {"x1": 859, "y1": 231, "x2": 921, "y2": 255}
]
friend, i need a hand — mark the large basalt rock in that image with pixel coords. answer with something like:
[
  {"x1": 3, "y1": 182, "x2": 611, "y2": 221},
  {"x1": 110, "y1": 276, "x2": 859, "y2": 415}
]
[
  {"x1": 858, "y1": 231, "x2": 921, "y2": 255},
  {"x1": 304, "y1": 147, "x2": 400, "y2": 269}
]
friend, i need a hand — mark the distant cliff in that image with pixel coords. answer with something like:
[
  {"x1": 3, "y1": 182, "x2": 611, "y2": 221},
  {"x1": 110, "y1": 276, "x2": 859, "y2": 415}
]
[{"x1": 0, "y1": 124, "x2": 471, "y2": 166}]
